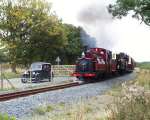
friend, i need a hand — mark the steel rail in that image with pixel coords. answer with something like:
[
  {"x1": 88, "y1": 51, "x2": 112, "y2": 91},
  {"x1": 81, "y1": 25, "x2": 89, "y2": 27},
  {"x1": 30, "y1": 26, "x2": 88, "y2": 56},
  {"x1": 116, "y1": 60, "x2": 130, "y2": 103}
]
[{"x1": 0, "y1": 82, "x2": 80, "y2": 102}]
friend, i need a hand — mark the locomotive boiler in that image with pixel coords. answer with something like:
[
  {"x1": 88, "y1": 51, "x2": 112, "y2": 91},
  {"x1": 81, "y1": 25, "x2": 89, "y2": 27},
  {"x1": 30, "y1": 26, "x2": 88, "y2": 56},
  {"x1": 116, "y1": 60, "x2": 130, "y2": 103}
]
[{"x1": 72, "y1": 48, "x2": 135, "y2": 81}]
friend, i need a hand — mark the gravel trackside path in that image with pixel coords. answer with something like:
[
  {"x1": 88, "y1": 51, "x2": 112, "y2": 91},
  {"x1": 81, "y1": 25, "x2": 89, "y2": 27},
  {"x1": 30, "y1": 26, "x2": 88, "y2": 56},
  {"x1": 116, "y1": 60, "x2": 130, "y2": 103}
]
[{"x1": 0, "y1": 73, "x2": 136, "y2": 119}]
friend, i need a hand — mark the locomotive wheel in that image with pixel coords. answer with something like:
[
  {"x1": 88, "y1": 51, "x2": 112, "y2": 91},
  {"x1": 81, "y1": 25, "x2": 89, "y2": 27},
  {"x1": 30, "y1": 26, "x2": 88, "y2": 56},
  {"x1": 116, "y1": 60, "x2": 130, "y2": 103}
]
[{"x1": 95, "y1": 73, "x2": 105, "y2": 81}]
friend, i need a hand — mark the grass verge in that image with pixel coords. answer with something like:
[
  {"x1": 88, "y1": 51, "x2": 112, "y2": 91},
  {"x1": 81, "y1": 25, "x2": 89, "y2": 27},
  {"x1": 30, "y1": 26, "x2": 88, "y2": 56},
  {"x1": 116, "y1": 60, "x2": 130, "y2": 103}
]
[
  {"x1": 106, "y1": 69, "x2": 150, "y2": 120},
  {"x1": 0, "y1": 113, "x2": 16, "y2": 120}
]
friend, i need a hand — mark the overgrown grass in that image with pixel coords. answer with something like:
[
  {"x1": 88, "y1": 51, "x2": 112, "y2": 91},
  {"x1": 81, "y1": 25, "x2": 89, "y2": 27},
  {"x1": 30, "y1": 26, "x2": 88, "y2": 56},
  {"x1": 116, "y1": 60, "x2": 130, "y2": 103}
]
[
  {"x1": 0, "y1": 87, "x2": 15, "y2": 92},
  {"x1": 0, "y1": 63, "x2": 25, "y2": 79},
  {"x1": 135, "y1": 69, "x2": 150, "y2": 89},
  {"x1": 106, "y1": 85, "x2": 122, "y2": 97},
  {"x1": 3, "y1": 72, "x2": 22, "y2": 79},
  {"x1": 106, "y1": 69, "x2": 150, "y2": 120},
  {"x1": 25, "y1": 96, "x2": 113, "y2": 120},
  {"x1": 0, "y1": 113, "x2": 16, "y2": 120},
  {"x1": 107, "y1": 85, "x2": 150, "y2": 120},
  {"x1": 34, "y1": 105, "x2": 54, "y2": 115}
]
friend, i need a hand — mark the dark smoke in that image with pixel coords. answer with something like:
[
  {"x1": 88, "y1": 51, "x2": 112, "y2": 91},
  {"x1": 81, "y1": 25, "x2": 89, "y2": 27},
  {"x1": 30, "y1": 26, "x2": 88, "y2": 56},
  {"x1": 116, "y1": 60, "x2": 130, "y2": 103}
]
[
  {"x1": 80, "y1": 29, "x2": 96, "y2": 48},
  {"x1": 78, "y1": 2, "x2": 115, "y2": 50}
]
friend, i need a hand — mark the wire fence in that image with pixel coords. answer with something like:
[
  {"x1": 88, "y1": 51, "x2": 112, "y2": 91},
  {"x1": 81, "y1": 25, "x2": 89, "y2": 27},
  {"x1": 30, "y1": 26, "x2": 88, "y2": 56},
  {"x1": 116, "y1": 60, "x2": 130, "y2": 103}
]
[
  {"x1": 0, "y1": 64, "x2": 76, "y2": 77},
  {"x1": 0, "y1": 64, "x2": 76, "y2": 90}
]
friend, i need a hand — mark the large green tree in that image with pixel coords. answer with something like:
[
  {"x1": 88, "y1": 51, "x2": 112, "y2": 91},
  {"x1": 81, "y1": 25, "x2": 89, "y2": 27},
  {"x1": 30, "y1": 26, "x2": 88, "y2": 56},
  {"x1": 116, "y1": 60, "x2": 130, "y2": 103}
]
[
  {"x1": 108, "y1": 0, "x2": 150, "y2": 26},
  {"x1": 62, "y1": 24, "x2": 83, "y2": 64},
  {"x1": 0, "y1": 0, "x2": 84, "y2": 71},
  {"x1": 0, "y1": 0, "x2": 68, "y2": 71}
]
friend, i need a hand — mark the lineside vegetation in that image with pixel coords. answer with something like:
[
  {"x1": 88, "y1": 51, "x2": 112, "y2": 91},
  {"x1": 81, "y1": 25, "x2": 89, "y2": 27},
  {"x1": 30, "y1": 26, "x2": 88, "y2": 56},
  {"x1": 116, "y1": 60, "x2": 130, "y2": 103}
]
[{"x1": 0, "y1": 0, "x2": 84, "y2": 72}]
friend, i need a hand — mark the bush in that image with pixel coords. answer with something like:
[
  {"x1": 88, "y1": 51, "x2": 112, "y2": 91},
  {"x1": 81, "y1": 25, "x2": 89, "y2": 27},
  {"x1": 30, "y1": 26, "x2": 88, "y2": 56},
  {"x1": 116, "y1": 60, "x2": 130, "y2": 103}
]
[
  {"x1": 106, "y1": 84, "x2": 150, "y2": 120},
  {"x1": 135, "y1": 69, "x2": 150, "y2": 89},
  {"x1": 34, "y1": 106, "x2": 46, "y2": 115},
  {"x1": 0, "y1": 113, "x2": 16, "y2": 120},
  {"x1": 46, "y1": 105, "x2": 54, "y2": 112}
]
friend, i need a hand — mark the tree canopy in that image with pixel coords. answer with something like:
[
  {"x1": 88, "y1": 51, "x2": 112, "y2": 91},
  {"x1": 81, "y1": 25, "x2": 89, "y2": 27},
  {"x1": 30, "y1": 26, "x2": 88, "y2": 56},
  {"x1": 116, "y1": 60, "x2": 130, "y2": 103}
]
[
  {"x1": 62, "y1": 24, "x2": 83, "y2": 64},
  {"x1": 0, "y1": 0, "x2": 83, "y2": 70},
  {"x1": 108, "y1": 0, "x2": 150, "y2": 26}
]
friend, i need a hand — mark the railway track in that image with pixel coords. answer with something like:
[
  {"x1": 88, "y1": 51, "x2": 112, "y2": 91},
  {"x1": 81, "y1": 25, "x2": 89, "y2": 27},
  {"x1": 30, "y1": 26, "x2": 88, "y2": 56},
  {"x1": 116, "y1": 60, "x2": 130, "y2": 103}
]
[{"x1": 0, "y1": 82, "x2": 80, "y2": 102}]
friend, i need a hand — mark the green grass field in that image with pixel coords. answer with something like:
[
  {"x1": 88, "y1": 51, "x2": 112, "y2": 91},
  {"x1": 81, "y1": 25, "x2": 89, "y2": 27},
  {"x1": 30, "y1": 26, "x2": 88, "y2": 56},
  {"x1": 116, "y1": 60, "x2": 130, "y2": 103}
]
[{"x1": 137, "y1": 62, "x2": 150, "y2": 69}]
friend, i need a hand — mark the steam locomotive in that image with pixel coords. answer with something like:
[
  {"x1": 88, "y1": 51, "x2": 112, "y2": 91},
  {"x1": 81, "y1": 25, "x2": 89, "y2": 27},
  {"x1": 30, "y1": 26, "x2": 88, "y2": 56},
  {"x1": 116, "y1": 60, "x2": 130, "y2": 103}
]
[{"x1": 72, "y1": 48, "x2": 135, "y2": 81}]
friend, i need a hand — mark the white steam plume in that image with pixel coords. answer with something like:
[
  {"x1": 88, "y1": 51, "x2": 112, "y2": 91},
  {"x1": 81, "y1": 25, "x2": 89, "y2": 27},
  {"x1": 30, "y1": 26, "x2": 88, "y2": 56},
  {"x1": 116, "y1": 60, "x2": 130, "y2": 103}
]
[{"x1": 78, "y1": 2, "x2": 116, "y2": 50}]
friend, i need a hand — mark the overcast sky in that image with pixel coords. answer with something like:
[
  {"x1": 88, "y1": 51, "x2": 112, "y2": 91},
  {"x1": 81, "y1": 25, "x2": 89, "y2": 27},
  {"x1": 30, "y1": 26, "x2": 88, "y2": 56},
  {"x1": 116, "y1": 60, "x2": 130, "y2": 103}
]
[{"x1": 49, "y1": 0, "x2": 150, "y2": 62}]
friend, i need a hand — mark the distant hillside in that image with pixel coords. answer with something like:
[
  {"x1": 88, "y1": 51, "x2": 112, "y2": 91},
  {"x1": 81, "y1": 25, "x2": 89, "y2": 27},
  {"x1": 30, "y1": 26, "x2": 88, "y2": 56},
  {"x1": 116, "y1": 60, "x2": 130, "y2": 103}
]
[{"x1": 137, "y1": 62, "x2": 150, "y2": 69}]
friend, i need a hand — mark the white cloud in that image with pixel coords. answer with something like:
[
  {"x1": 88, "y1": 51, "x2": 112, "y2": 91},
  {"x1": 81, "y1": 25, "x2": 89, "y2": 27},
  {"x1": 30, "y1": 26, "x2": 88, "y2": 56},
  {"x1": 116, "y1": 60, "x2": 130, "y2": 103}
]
[
  {"x1": 49, "y1": 0, "x2": 150, "y2": 62},
  {"x1": 111, "y1": 16, "x2": 150, "y2": 62}
]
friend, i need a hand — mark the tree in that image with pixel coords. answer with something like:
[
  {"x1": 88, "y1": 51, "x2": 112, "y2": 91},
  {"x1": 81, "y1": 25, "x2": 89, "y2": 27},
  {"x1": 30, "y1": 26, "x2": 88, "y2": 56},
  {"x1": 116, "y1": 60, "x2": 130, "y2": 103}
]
[
  {"x1": 62, "y1": 24, "x2": 83, "y2": 64},
  {"x1": 108, "y1": 0, "x2": 150, "y2": 26},
  {"x1": 0, "y1": 0, "x2": 68, "y2": 71},
  {"x1": 0, "y1": 0, "x2": 84, "y2": 70}
]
